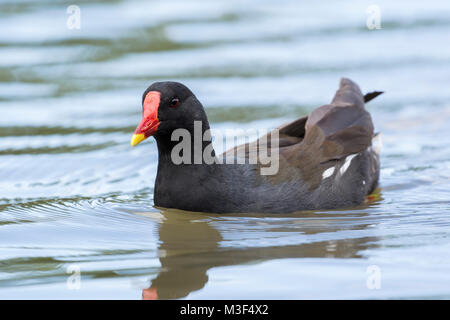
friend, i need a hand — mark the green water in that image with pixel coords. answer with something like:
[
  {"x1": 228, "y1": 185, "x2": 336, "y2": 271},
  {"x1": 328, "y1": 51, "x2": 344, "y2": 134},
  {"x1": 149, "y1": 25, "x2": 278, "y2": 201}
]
[{"x1": 1, "y1": 0, "x2": 450, "y2": 299}]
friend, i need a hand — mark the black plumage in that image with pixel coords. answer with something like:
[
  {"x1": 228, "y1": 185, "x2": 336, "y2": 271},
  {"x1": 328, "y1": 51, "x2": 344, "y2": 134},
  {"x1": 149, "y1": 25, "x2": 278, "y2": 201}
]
[{"x1": 134, "y1": 78, "x2": 382, "y2": 213}]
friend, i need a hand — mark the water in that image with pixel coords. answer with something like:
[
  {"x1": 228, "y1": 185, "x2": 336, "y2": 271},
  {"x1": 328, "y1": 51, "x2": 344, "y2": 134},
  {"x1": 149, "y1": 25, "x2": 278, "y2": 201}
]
[{"x1": 1, "y1": 0, "x2": 450, "y2": 299}]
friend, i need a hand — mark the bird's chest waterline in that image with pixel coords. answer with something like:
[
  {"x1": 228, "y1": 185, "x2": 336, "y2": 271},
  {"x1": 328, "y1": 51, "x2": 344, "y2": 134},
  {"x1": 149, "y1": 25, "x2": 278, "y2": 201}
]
[{"x1": 153, "y1": 162, "x2": 223, "y2": 211}]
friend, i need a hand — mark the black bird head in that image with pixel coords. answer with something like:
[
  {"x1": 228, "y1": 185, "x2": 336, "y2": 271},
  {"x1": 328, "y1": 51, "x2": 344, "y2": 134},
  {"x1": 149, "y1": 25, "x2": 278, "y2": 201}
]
[{"x1": 131, "y1": 81, "x2": 209, "y2": 146}]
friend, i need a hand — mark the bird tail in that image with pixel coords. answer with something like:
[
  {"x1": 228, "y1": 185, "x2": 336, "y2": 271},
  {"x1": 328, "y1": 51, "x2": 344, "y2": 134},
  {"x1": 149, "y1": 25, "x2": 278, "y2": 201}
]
[{"x1": 364, "y1": 91, "x2": 384, "y2": 103}]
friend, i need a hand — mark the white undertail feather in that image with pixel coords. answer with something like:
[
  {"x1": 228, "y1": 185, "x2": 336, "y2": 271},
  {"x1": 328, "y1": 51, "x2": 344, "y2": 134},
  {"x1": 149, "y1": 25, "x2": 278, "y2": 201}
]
[{"x1": 372, "y1": 133, "x2": 382, "y2": 155}]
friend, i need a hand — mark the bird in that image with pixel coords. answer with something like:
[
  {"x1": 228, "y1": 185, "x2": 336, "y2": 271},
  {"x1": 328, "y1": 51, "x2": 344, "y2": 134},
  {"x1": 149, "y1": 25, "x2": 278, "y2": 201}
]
[{"x1": 130, "y1": 78, "x2": 383, "y2": 214}]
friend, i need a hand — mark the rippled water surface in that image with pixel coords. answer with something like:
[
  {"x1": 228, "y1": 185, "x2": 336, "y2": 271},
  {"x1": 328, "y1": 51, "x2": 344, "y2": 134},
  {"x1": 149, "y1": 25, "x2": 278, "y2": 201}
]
[{"x1": 1, "y1": 0, "x2": 450, "y2": 299}]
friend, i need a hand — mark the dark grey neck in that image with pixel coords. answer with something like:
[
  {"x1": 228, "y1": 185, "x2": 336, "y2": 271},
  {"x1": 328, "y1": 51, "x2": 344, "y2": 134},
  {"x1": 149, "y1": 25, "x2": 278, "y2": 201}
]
[
  {"x1": 155, "y1": 120, "x2": 215, "y2": 165},
  {"x1": 153, "y1": 124, "x2": 224, "y2": 211}
]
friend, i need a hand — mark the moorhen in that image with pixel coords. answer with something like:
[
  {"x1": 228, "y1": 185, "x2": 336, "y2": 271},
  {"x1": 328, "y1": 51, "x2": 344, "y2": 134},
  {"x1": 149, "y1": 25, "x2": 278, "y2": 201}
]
[{"x1": 130, "y1": 78, "x2": 382, "y2": 213}]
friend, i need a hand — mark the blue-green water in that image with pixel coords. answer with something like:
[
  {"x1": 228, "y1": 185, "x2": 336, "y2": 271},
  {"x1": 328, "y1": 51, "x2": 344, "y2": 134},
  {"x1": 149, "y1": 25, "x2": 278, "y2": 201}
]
[{"x1": 1, "y1": 0, "x2": 450, "y2": 299}]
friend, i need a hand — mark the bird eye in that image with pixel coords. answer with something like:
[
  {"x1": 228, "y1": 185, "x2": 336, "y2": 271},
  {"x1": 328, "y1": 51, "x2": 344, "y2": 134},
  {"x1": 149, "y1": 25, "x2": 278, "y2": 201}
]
[{"x1": 170, "y1": 98, "x2": 180, "y2": 108}]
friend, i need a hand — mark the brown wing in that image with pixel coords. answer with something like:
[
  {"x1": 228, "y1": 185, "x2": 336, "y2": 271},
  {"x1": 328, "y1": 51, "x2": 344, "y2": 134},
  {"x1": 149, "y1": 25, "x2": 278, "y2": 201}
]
[
  {"x1": 223, "y1": 78, "x2": 381, "y2": 165},
  {"x1": 222, "y1": 115, "x2": 307, "y2": 160},
  {"x1": 302, "y1": 78, "x2": 375, "y2": 163}
]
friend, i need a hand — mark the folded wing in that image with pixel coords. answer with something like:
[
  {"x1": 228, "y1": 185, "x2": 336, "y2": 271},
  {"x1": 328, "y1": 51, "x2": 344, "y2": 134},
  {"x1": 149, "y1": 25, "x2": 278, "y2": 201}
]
[{"x1": 303, "y1": 78, "x2": 375, "y2": 162}]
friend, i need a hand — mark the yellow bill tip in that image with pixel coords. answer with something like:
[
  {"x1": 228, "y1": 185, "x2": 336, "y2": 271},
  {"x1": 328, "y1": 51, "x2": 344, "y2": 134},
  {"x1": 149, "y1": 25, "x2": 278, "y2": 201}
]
[{"x1": 130, "y1": 133, "x2": 146, "y2": 147}]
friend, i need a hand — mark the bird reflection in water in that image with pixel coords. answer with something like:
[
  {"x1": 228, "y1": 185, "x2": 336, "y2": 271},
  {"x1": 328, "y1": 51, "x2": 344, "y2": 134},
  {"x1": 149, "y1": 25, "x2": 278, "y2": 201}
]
[{"x1": 142, "y1": 200, "x2": 381, "y2": 300}]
